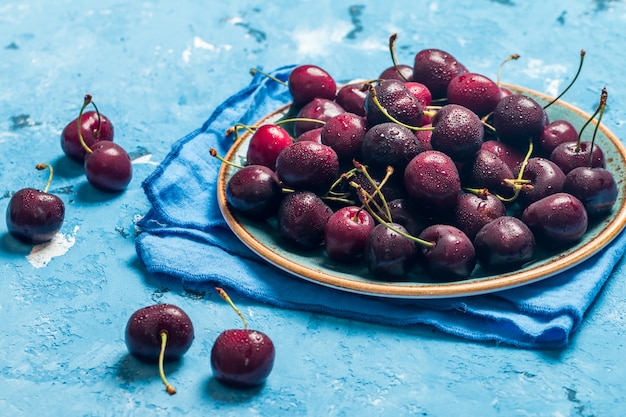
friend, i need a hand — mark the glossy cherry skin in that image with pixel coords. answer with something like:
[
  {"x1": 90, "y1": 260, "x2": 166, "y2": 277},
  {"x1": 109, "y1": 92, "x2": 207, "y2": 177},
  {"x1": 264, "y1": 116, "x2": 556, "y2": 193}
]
[
  {"x1": 61, "y1": 110, "x2": 114, "y2": 162},
  {"x1": 277, "y1": 191, "x2": 333, "y2": 248},
  {"x1": 537, "y1": 119, "x2": 578, "y2": 157},
  {"x1": 474, "y1": 216, "x2": 535, "y2": 271},
  {"x1": 294, "y1": 98, "x2": 345, "y2": 137},
  {"x1": 549, "y1": 141, "x2": 605, "y2": 174},
  {"x1": 84, "y1": 141, "x2": 132, "y2": 192},
  {"x1": 379, "y1": 64, "x2": 414, "y2": 81},
  {"x1": 515, "y1": 157, "x2": 566, "y2": 208},
  {"x1": 412, "y1": 48, "x2": 464, "y2": 99},
  {"x1": 320, "y1": 112, "x2": 367, "y2": 161},
  {"x1": 211, "y1": 328, "x2": 275, "y2": 388},
  {"x1": 453, "y1": 192, "x2": 507, "y2": 240},
  {"x1": 493, "y1": 94, "x2": 547, "y2": 150},
  {"x1": 335, "y1": 83, "x2": 367, "y2": 117},
  {"x1": 460, "y1": 149, "x2": 515, "y2": 199},
  {"x1": 480, "y1": 140, "x2": 524, "y2": 172},
  {"x1": 288, "y1": 64, "x2": 337, "y2": 106},
  {"x1": 364, "y1": 222, "x2": 417, "y2": 278},
  {"x1": 365, "y1": 79, "x2": 424, "y2": 128},
  {"x1": 446, "y1": 72, "x2": 501, "y2": 117},
  {"x1": 226, "y1": 165, "x2": 282, "y2": 220},
  {"x1": 125, "y1": 303, "x2": 195, "y2": 363},
  {"x1": 418, "y1": 224, "x2": 476, "y2": 281},
  {"x1": 324, "y1": 206, "x2": 375, "y2": 262},
  {"x1": 563, "y1": 166, "x2": 618, "y2": 218},
  {"x1": 430, "y1": 103, "x2": 484, "y2": 162},
  {"x1": 521, "y1": 192, "x2": 588, "y2": 245},
  {"x1": 246, "y1": 124, "x2": 293, "y2": 169},
  {"x1": 6, "y1": 188, "x2": 65, "y2": 244},
  {"x1": 361, "y1": 122, "x2": 423, "y2": 171},
  {"x1": 275, "y1": 141, "x2": 339, "y2": 194},
  {"x1": 404, "y1": 150, "x2": 461, "y2": 213}
]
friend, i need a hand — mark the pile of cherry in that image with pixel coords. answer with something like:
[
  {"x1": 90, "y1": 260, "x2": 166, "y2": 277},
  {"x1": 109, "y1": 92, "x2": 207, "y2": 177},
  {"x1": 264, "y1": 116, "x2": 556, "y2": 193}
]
[{"x1": 222, "y1": 44, "x2": 619, "y2": 281}]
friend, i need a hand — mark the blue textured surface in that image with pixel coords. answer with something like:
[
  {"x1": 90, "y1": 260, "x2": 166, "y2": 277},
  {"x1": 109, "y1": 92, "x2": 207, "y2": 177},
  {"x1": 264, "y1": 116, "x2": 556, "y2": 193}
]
[{"x1": 2, "y1": 1, "x2": 626, "y2": 416}]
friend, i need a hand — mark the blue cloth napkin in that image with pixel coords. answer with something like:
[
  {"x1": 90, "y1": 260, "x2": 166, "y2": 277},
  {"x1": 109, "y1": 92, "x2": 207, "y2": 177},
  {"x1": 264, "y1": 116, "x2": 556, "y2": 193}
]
[{"x1": 135, "y1": 65, "x2": 626, "y2": 350}]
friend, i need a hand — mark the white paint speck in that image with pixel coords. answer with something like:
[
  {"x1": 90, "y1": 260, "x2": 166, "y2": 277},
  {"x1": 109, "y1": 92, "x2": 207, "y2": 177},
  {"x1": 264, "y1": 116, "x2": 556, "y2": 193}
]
[
  {"x1": 292, "y1": 23, "x2": 353, "y2": 57},
  {"x1": 193, "y1": 36, "x2": 216, "y2": 51},
  {"x1": 132, "y1": 154, "x2": 158, "y2": 166},
  {"x1": 522, "y1": 58, "x2": 567, "y2": 79},
  {"x1": 26, "y1": 226, "x2": 79, "y2": 269}
]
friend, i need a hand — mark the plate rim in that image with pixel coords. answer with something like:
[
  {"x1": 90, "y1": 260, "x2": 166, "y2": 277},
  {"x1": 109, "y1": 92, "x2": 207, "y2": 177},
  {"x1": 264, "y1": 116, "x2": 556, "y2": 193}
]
[{"x1": 217, "y1": 84, "x2": 626, "y2": 298}]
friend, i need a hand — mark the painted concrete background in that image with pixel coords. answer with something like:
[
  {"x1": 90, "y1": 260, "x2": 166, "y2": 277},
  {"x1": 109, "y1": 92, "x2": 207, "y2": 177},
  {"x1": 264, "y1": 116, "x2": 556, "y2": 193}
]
[{"x1": 1, "y1": 1, "x2": 626, "y2": 416}]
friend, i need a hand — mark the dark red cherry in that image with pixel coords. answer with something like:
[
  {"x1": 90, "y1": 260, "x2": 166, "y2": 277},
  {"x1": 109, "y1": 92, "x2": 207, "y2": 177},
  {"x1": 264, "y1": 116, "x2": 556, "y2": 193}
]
[
  {"x1": 493, "y1": 94, "x2": 547, "y2": 150},
  {"x1": 294, "y1": 98, "x2": 345, "y2": 137},
  {"x1": 295, "y1": 127, "x2": 323, "y2": 143},
  {"x1": 365, "y1": 79, "x2": 424, "y2": 128},
  {"x1": 335, "y1": 83, "x2": 367, "y2": 117},
  {"x1": 538, "y1": 119, "x2": 578, "y2": 157},
  {"x1": 84, "y1": 141, "x2": 133, "y2": 192},
  {"x1": 521, "y1": 192, "x2": 588, "y2": 245},
  {"x1": 361, "y1": 122, "x2": 423, "y2": 171},
  {"x1": 288, "y1": 64, "x2": 337, "y2": 106},
  {"x1": 388, "y1": 198, "x2": 429, "y2": 237},
  {"x1": 460, "y1": 149, "x2": 515, "y2": 199},
  {"x1": 320, "y1": 112, "x2": 367, "y2": 161},
  {"x1": 453, "y1": 192, "x2": 507, "y2": 240},
  {"x1": 549, "y1": 141, "x2": 605, "y2": 174},
  {"x1": 412, "y1": 48, "x2": 464, "y2": 99},
  {"x1": 277, "y1": 191, "x2": 333, "y2": 248},
  {"x1": 246, "y1": 124, "x2": 293, "y2": 169},
  {"x1": 226, "y1": 165, "x2": 283, "y2": 220},
  {"x1": 364, "y1": 222, "x2": 417, "y2": 278},
  {"x1": 446, "y1": 73, "x2": 501, "y2": 117},
  {"x1": 474, "y1": 216, "x2": 535, "y2": 271},
  {"x1": 6, "y1": 187, "x2": 65, "y2": 244},
  {"x1": 61, "y1": 110, "x2": 114, "y2": 162},
  {"x1": 418, "y1": 224, "x2": 476, "y2": 281},
  {"x1": 430, "y1": 104, "x2": 484, "y2": 162},
  {"x1": 404, "y1": 150, "x2": 461, "y2": 213},
  {"x1": 563, "y1": 166, "x2": 618, "y2": 218},
  {"x1": 324, "y1": 206, "x2": 375, "y2": 262},
  {"x1": 379, "y1": 64, "x2": 414, "y2": 81},
  {"x1": 275, "y1": 141, "x2": 339, "y2": 194},
  {"x1": 515, "y1": 157, "x2": 566, "y2": 208},
  {"x1": 480, "y1": 140, "x2": 524, "y2": 172}
]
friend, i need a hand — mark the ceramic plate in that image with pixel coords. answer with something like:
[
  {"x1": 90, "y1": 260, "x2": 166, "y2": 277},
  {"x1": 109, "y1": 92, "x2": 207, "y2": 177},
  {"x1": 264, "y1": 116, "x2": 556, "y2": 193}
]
[{"x1": 217, "y1": 85, "x2": 626, "y2": 298}]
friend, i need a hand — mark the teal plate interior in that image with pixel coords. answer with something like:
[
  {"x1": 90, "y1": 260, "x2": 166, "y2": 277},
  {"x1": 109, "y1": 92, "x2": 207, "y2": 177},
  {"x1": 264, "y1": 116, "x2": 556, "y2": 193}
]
[{"x1": 217, "y1": 85, "x2": 626, "y2": 298}]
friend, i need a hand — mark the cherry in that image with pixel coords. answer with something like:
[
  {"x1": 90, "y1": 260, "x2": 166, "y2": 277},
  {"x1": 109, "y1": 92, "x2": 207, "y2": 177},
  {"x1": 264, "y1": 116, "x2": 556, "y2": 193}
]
[
  {"x1": 537, "y1": 119, "x2": 578, "y2": 157},
  {"x1": 320, "y1": 112, "x2": 368, "y2": 161},
  {"x1": 404, "y1": 150, "x2": 461, "y2": 213},
  {"x1": 430, "y1": 103, "x2": 484, "y2": 162},
  {"x1": 275, "y1": 140, "x2": 339, "y2": 194},
  {"x1": 405, "y1": 82, "x2": 432, "y2": 109},
  {"x1": 474, "y1": 216, "x2": 535, "y2": 271},
  {"x1": 563, "y1": 166, "x2": 618, "y2": 218},
  {"x1": 493, "y1": 94, "x2": 547, "y2": 150},
  {"x1": 6, "y1": 163, "x2": 65, "y2": 244},
  {"x1": 361, "y1": 122, "x2": 424, "y2": 171},
  {"x1": 125, "y1": 303, "x2": 195, "y2": 395},
  {"x1": 417, "y1": 224, "x2": 476, "y2": 281},
  {"x1": 293, "y1": 98, "x2": 344, "y2": 137},
  {"x1": 412, "y1": 48, "x2": 464, "y2": 99},
  {"x1": 225, "y1": 164, "x2": 283, "y2": 220},
  {"x1": 365, "y1": 79, "x2": 424, "y2": 128},
  {"x1": 364, "y1": 222, "x2": 417, "y2": 278},
  {"x1": 446, "y1": 72, "x2": 501, "y2": 117},
  {"x1": 453, "y1": 191, "x2": 507, "y2": 240},
  {"x1": 460, "y1": 149, "x2": 516, "y2": 199},
  {"x1": 77, "y1": 95, "x2": 132, "y2": 192},
  {"x1": 61, "y1": 109, "x2": 114, "y2": 162},
  {"x1": 277, "y1": 191, "x2": 333, "y2": 248},
  {"x1": 480, "y1": 140, "x2": 524, "y2": 172},
  {"x1": 388, "y1": 198, "x2": 429, "y2": 237},
  {"x1": 295, "y1": 127, "x2": 323, "y2": 143},
  {"x1": 515, "y1": 157, "x2": 566, "y2": 208},
  {"x1": 324, "y1": 206, "x2": 375, "y2": 262},
  {"x1": 379, "y1": 64, "x2": 414, "y2": 81},
  {"x1": 245, "y1": 123, "x2": 293, "y2": 169},
  {"x1": 211, "y1": 288, "x2": 274, "y2": 388},
  {"x1": 287, "y1": 64, "x2": 337, "y2": 107},
  {"x1": 335, "y1": 83, "x2": 367, "y2": 117},
  {"x1": 521, "y1": 192, "x2": 588, "y2": 245},
  {"x1": 549, "y1": 141, "x2": 605, "y2": 174}
]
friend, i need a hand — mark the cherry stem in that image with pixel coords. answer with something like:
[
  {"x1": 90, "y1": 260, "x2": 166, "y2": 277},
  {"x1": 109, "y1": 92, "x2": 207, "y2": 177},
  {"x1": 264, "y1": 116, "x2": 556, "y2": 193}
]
[
  {"x1": 158, "y1": 331, "x2": 177, "y2": 395},
  {"x1": 388, "y1": 33, "x2": 409, "y2": 82},
  {"x1": 358, "y1": 187, "x2": 436, "y2": 249},
  {"x1": 368, "y1": 84, "x2": 434, "y2": 132},
  {"x1": 497, "y1": 139, "x2": 534, "y2": 203},
  {"x1": 353, "y1": 161, "x2": 394, "y2": 222},
  {"x1": 250, "y1": 68, "x2": 288, "y2": 86},
  {"x1": 576, "y1": 86, "x2": 607, "y2": 153},
  {"x1": 544, "y1": 49, "x2": 586, "y2": 110},
  {"x1": 209, "y1": 148, "x2": 244, "y2": 169},
  {"x1": 275, "y1": 117, "x2": 326, "y2": 128},
  {"x1": 587, "y1": 87, "x2": 608, "y2": 167},
  {"x1": 77, "y1": 94, "x2": 95, "y2": 154},
  {"x1": 226, "y1": 123, "x2": 256, "y2": 140},
  {"x1": 216, "y1": 287, "x2": 248, "y2": 330},
  {"x1": 35, "y1": 163, "x2": 54, "y2": 193},
  {"x1": 497, "y1": 53, "x2": 520, "y2": 86}
]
